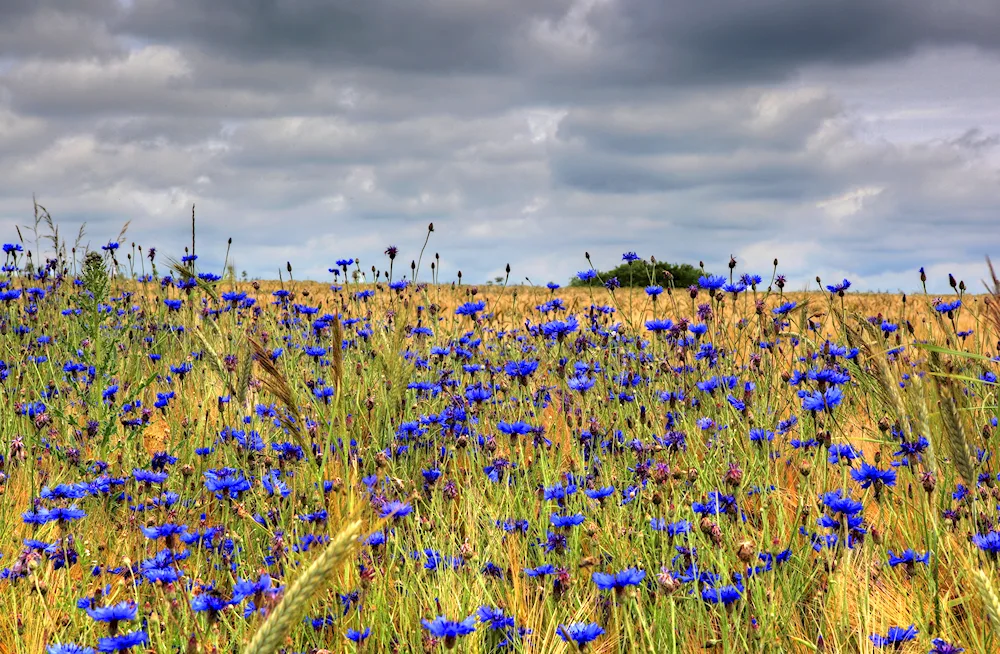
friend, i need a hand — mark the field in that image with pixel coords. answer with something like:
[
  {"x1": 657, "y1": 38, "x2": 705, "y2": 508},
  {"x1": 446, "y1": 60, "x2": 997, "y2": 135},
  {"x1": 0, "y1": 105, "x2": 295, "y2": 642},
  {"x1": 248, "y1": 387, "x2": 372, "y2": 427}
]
[{"x1": 2, "y1": 238, "x2": 1000, "y2": 654}]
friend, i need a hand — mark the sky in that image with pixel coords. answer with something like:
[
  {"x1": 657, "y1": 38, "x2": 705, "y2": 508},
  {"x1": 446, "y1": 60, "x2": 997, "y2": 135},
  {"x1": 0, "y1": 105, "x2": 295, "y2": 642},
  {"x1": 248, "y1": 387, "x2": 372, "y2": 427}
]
[{"x1": 2, "y1": 0, "x2": 1000, "y2": 293}]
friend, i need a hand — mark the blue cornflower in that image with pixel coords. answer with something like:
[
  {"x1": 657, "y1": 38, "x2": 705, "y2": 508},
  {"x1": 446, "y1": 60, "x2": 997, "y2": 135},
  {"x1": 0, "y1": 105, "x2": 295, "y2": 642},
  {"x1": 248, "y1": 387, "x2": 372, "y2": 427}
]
[
  {"x1": 935, "y1": 299, "x2": 961, "y2": 313},
  {"x1": 20, "y1": 401, "x2": 46, "y2": 417},
  {"x1": 701, "y1": 581, "x2": 744, "y2": 605},
  {"x1": 141, "y1": 523, "x2": 188, "y2": 543},
  {"x1": 550, "y1": 513, "x2": 586, "y2": 529},
  {"x1": 304, "y1": 346, "x2": 327, "y2": 359},
  {"x1": 169, "y1": 362, "x2": 193, "y2": 378},
  {"x1": 102, "y1": 385, "x2": 119, "y2": 402},
  {"x1": 204, "y1": 468, "x2": 251, "y2": 499},
  {"x1": 645, "y1": 285, "x2": 663, "y2": 297},
  {"x1": 698, "y1": 275, "x2": 726, "y2": 291},
  {"x1": 47, "y1": 646, "x2": 95, "y2": 654},
  {"x1": 455, "y1": 301, "x2": 486, "y2": 317},
  {"x1": 689, "y1": 323, "x2": 709, "y2": 337},
  {"x1": 773, "y1": 301, "x2": 797, "y2": 315},
  {"x1": 567, "y1": 375, "x2": 595, "y2": 393},
  {"x1": 887, "y1": 549, "x2": 930, "y2": 568},
  {"x1": 380, "y1": 500, "x2": 413, "y2": 520},
  {"x1": 541, "y1": 318, "x2": 578, "y2": 339},
  {"x1": 557, "y1": 622, "x2": 605, "y2": 647},
  {"x1": 345, "y1": 627, "x2": 371, "y2": 642},
  {"x1": 657, "y1": 520, "x2": 692, "y2": 536},
  {"x1": 850, "y1": 462, "x2": 897, "y2": 492},
  {"x1": 692, "y1": 491, "x2": 736, "y2": 516},
  {"x1": 930, "y1": 638, "x2": 965, "y2": 653},
  {"x1": 524, "y1": 564, "x2": 557, "y2": 577},
  {"x1": 232, "y1": 573, "x2": 278, "y2": 603},
  {"x1": 133, "y1": 468, "x2": 168, "y2": 485},
  {"x1": 584, "y1": 486, "x2": 615, "y2": 501},
  {"x1": 577, "y1": 270, "x2": 597, "y2": 282},
  {"x1": 821, "y1": 489, "x2": 863, "y2": 516},
  {"x1": 464, "y1": 384, "x2": 492, "y2": 403},
  {"x1": 85, "y1": 601, "x2": 137, "y2": 634},
  {"x1": 828, "y1": 443, "x2": 860, "y2": 465},
  {"x1": 808, "y1": 368, "x2": 851, "y2": 385},
  {"x1": 96, "y1": 630, "x2": 148, "y2": 652},
  {"x1": 622, "y1": 251, "x2": 640, "y2": 262},
  {"x1": 476, "y1": 605, "x2": 515, "y2": 630},
  {"x1": 504, "y1": 360, "x2": 539, "y2": 379},
  {"x1": 421, "y1": 615, "x2": 476, "y2": 647},
  {"x1": 826, "y1": 279, "x2": 851, "y2": 294},
  {"x1": 191, "y1": 593, "x2": 231, "y2": 614},
  {"x1": 972, "y1": 531, "x2": 1000, "y2": 554},
  {"x1": 869, "y1": 624, "x2": 917, "y2": 647},
  {"x1": 802, "y1": 387, "x2": 843, "y2": 413},
  {"x1": 645, "y1": 318, "x2": 675, "y2": 332},
  {"x1": 364, "y1": 531, "x2": 387, "y2": 547},
  {"x1": 592, "y1": 568, "x2": 645, "y2": 592}
]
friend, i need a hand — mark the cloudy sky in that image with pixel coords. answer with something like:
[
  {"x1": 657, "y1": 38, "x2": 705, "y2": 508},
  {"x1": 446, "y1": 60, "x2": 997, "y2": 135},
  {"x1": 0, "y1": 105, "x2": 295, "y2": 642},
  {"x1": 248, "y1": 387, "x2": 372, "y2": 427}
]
[{"x1": 2, "y1": 0, "x2": 1000, "y2": 292}]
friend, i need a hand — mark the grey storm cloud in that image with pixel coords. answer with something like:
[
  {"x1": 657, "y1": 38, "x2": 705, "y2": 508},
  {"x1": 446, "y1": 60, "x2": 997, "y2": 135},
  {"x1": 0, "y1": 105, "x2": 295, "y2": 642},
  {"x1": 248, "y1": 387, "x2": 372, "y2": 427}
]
[
  {"x1": 0, "y1": 0, "x2": 999, "y2": 293},
  {"x1": 111, "y1": 0, "x2": 1000, "y2": 85}
]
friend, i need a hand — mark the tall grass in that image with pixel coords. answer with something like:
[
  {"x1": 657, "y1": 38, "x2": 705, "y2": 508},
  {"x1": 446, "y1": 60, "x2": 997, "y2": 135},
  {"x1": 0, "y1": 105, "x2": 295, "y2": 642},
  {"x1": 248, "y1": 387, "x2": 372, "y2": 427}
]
[{"x1": 0, "y1": 225, "x2": 998, "y2": 653}]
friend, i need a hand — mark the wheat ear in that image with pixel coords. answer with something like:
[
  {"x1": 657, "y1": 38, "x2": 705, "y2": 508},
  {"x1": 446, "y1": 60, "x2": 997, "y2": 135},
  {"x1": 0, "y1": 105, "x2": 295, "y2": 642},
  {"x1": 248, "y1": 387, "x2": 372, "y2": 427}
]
[
  {"x1": 974, "y1": 569, "x2": 1000, "y2": 637},
  {"x1": 929, "y1": 351, "x2": 977, "y2": 486},
  {"x1": 243, "y1": 519, "x2": 362, "y2": 654}
]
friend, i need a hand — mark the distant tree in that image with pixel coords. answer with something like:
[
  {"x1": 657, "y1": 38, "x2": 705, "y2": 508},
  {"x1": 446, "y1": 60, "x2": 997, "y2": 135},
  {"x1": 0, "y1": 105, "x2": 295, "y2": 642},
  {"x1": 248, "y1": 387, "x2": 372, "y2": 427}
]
[{"x1": 569, "y1": 259, "x2": 702, "y2": 289}]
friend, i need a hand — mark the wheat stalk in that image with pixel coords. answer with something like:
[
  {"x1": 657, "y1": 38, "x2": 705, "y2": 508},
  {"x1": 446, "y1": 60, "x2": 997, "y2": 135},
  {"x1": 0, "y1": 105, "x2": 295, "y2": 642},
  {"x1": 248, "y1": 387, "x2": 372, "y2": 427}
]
[
  {"x1": 974, "y1": 569, "x2": 1000, "y2": 637},
  {"x1": 165, "y1": 256, "x2": 220, "y2": 301},
  {"x1": 982, "y1": 256, "x2": 1000, "y2": 341},
  {"x1": 243, "y1": 519, "x2": 362, "y2": 654},
  {"x1": 909, "y1": 374, "x2": 938, "y2": 472},
  {"x1": 852, "y1": 318, "x2": 908, "y2": 421},
  {"x1": 191, "y1": 327, "x2": 238, "y2": 399},
  {"x1": 929, "y1": 351, "x2": 977, "y2": 486},
  {"x1": 330, "y1": 318, "x2": 344, "y2": 398},
  {"x1": 247, "y1": 335, "x2": 305, "y2": 445},
  {"x1": 235, "y1": 339, "x2": 255, "y2": 406}
]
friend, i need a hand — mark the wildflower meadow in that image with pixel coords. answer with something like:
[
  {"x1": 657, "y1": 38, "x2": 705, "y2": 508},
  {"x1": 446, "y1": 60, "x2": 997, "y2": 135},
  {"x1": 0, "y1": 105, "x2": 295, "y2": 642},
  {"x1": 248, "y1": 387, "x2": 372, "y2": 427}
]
[{"x1": 4, "y1": 217, "x2": 1000, "y2": 654}]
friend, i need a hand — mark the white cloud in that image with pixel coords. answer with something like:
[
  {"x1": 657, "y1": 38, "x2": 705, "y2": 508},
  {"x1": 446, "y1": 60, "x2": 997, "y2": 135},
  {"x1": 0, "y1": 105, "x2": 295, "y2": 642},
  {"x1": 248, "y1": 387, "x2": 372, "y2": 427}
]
[{"x1": 816, "y1": 186, "x2": 883, "y2": 220}]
